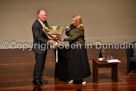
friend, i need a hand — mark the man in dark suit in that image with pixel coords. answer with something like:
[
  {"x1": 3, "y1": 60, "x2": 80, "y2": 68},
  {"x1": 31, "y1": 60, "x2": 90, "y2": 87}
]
[{"x1": 32, "y1": 10, "x2": 53, "y2": 85}]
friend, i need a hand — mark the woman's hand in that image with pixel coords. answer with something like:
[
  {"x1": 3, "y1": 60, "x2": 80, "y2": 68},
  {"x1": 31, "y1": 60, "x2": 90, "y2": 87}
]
[
  {"x1": 57, "y1": 38, "x2": 64, "y2": 42},
  {"x1": 65, "y1": 26, "x2": 70, "y2": 31}
]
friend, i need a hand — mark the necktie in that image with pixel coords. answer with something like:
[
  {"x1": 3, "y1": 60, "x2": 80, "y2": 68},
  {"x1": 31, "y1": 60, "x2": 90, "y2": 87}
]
[{"x1": 41, "y1": 22, "x2": 47, "y2": 29}]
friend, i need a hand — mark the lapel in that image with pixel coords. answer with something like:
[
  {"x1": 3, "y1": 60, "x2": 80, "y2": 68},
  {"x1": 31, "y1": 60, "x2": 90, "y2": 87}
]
[
  {"x1": 43, "y1": 20, "x2": 49, "y2": 27},
  {"x1": 36, "y1": 19, "x2": 43, "y2": 28},
  {"x1": 36, "y1": 19, "x2": 48, "y2": 37}
]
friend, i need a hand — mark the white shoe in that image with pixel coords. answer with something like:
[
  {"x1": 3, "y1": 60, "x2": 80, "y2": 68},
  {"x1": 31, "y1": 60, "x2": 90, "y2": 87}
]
[
  {"x1": 82, "y1": 78, "x2": 86, "y2": 85},
  {"x1": 82, "y1": 81, "x2": 86, "y2": 85},
  {"x1": 68, "y1": 80, "x2": 74, "y2": 84}
]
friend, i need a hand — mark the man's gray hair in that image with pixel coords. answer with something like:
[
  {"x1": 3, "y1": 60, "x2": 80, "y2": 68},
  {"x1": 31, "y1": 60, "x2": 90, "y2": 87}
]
[{"x1": 37, "y1": 10, "x2": 41, "y2": 15}]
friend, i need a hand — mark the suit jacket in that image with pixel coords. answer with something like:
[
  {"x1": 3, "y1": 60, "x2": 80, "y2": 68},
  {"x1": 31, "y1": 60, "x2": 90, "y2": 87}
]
[{"x1": 32, "y1": 19, "x2": 49, "y2": 54}]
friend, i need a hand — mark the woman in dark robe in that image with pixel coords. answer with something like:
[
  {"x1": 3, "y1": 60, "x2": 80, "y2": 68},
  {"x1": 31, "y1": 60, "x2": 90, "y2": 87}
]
[{"x1": 60, "y1": 15, "x2": 91, "y2": 84}]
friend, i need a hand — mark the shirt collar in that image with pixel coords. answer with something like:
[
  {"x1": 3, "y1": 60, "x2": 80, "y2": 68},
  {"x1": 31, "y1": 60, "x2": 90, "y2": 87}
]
[{"x1": 38, "y1": 19, "x2": 43, "y2": 25}]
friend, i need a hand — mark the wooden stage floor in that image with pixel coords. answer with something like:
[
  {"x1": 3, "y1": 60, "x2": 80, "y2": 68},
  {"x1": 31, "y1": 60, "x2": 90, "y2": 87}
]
[{"x1": 0, "y1": 49, "x2": 136, "y2": 91}]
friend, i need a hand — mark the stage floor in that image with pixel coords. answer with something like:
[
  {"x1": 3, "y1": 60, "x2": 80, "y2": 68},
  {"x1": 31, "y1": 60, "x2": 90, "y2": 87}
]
[{"x1": 0, "y1": 49, "x2": 136, "y2": 91}]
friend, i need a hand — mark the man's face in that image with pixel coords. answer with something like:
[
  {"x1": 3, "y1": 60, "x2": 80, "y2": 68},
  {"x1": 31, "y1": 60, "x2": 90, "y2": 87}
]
[{"x1": 38, "y1": 10, "x2": 47, "y2": 21}]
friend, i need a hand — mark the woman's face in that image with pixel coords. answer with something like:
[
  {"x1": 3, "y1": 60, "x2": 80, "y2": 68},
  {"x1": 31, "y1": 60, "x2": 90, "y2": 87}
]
[{"x1": 72, "y1": 18, "x2": 77, "y2": 27}]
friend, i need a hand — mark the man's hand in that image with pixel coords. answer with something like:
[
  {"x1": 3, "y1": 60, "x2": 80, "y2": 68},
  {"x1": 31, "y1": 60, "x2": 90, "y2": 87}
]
[{"x1": 48, "y1": 40, "x2": 54, "y2": 44}]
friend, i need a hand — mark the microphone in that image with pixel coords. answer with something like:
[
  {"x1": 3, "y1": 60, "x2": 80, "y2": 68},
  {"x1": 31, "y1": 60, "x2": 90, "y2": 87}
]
[{"x1": 65, "y1": 24, "x2": 74, "y2": 31}]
